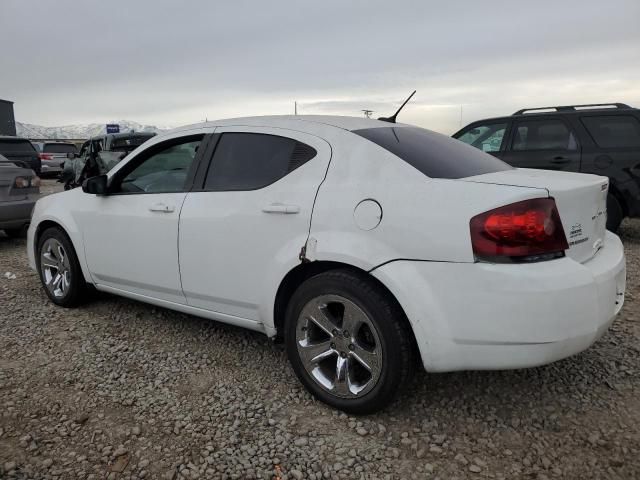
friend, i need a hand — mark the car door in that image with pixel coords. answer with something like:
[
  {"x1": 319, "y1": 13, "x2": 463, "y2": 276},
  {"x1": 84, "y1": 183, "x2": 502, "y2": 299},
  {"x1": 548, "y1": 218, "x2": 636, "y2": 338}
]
[
  {"x1": 80, "y1": 132, "x2": 208, "y2": 304},
  {"x1": 453, "y1": 120, "x2": 511, "y2": 159},
  {"x1": 178, "y1": 126, "x2": 331, "y2": 321},
  {"x1": 502, "y1": 116, "x2": 581, "y2": 171}
]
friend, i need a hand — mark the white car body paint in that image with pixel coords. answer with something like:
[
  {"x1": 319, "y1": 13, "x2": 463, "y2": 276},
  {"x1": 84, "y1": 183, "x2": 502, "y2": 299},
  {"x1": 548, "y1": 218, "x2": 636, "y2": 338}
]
[{"x1": 27, "y1": 115, "x2": 626, "y2": 372}]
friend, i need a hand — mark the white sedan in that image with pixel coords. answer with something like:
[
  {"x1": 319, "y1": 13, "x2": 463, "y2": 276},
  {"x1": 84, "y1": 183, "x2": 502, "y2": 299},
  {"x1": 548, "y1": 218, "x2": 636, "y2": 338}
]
[{"x1": 27, "y1": 116, "x2": 626, "y2": 413}]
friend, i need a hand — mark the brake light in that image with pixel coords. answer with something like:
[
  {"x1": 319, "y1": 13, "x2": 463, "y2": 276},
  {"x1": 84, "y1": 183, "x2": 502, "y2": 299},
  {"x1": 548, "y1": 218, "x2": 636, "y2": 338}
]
[
  {"x1": 14, "y1": 177, "x2": 30, "y2": 188},
  {"x1": 13, "y1": 176, "x2": 40, "y2": 188},
  {"x1": 39, "y1": 153, "x2": 53, "y2": 160},
  {"x1": 470, "y1": 198, "x2": 568, "y2": 261}
]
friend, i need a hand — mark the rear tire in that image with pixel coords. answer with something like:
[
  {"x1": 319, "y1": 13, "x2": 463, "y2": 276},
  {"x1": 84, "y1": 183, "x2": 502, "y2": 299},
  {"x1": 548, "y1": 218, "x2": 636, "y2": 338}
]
[
  {"x1": 284, "y1": 269, "x2": 414, "y2": 414},
  {"x1": 606, "y1": 194, "x2": 624, "y2": 232},
  {"x1": 36, "y1": 227, "x2": 88, "y2": 307}
]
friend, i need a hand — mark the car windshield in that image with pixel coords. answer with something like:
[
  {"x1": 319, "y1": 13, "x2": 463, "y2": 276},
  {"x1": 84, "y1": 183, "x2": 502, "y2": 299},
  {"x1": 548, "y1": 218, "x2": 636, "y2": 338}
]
[
  {"x1": 0, "y1": 139, "x2": 37, "y2": 154},
  {"x1": 44, "y1": 143, "x2": 77, "y2": 154},
  {"x1": 354, "y1": 126, "x2": 512, "y2": 179}
]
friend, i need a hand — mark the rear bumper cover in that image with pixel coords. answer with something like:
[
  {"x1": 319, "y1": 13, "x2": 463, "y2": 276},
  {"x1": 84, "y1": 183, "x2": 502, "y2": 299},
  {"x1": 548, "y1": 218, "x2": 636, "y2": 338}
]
[
  {"x1": 0, "y1": 198, "x2": 36, "y2": 229},
  {"x1": 373, "y1": 231, "x2": 626, "y2": 372}
]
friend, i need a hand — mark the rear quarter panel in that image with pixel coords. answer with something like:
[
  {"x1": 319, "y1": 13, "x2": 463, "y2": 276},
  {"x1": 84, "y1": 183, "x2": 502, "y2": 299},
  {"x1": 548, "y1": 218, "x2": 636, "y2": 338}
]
[{"x1": 309, "y1": 132, "x2": 550, "y2": 268}]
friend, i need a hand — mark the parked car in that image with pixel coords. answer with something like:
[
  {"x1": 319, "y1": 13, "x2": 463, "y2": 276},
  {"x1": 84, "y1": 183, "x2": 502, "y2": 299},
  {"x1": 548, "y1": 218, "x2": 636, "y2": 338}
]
[
  {"x1": 27, "y1": 116, "x2": 626, "y2": 413},
  {"x1": 61, "y1": 132, "x2": 156, "y2": 189},
  {"x1": 0, "y1": 136, "x2": 41, "y2": 174},
  {"x1": 0, "y1": 153, "x2": 40, "y2": 237},
  {"x1": 453, "y1": 103, "x2": 640, "y2": 231},
  {"x1": 33, "y1": 141, "x2": 79, "y2": 177}
]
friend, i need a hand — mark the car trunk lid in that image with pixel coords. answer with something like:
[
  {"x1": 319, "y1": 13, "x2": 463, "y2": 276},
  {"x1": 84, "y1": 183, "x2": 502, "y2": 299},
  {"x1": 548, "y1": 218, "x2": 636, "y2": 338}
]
[{"x1": 461, "y1": 168, "x2": 608, "y2": 264}]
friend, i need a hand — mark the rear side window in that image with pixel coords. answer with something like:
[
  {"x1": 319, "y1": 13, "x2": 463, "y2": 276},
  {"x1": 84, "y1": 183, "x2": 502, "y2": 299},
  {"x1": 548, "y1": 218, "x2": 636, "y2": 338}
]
[
  {"x1": 204, "y1": 133, "x2": 317, "y2": 191},
  {"x1": 354, "y1": 126, "x2": 512, "y2": 179},
  {"x1": 0, "y1": 139, "x2": 37, "y2": 154},
  {"x1": 44, "y1": 143, "x2": 78, "y2": 154},
  {"x1": 512, "y1": 119, "x2": 578, "y2": 151},
  {"x1": 581, "y1": 115, "x2": 640, "y2": 148}
]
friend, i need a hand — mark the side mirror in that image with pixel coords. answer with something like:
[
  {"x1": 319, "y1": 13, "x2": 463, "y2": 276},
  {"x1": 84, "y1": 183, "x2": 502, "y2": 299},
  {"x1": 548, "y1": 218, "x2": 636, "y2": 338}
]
[
  {"x1": 66, "y1": 152, "x2": 77, "y2": 159},
  {"x1": 82, "y1": 175, "x2": 108, "y2": 195}
]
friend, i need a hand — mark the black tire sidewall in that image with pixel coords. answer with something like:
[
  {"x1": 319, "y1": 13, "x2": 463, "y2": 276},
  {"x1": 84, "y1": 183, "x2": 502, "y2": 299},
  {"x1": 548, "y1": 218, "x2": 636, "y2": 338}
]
[
  {"x1": 606, "y1": 194, "x2": 623, "y2": 232},
  {"x1": 284, "y1": 271, "x2": 411, "y2": 414},
  {"x1": 36, "y1": 227, "x2": 85, "y2": 307}
]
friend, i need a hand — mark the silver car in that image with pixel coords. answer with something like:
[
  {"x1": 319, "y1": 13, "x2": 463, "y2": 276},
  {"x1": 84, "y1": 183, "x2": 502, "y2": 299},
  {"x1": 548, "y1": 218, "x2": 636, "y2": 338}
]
[
  {"x1": 0, "y1": 153, "x2": 40, "y2": 237},
  {"x1": 33, "y1": 141, "x2": 78, "y2": 177}
]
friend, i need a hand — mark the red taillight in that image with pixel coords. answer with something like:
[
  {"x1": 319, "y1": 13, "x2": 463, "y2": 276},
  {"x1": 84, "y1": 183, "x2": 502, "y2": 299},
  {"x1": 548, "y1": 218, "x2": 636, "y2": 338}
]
[
  {"x1": 39, "y1": 153, "x2": 53, "y2": 160},
  {"x1": 470, "y1": 198, "x2": 569, "y2": 261}
]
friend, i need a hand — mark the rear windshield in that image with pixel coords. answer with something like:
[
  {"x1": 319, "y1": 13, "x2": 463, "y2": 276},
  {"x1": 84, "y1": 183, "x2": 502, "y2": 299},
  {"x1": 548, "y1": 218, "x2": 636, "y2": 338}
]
[
  {"x1": 0, "y1": 139, "x2": 37, "y2": 154},
  {"x1": 44, "y1": 143, "x2": 78, "y2": 154},
  {"x1": 354, "y1": 126, "x2": 512, "y2": 179},
  {"x1": 110, "y1": 135, "x2": 154, "y2": 151}
]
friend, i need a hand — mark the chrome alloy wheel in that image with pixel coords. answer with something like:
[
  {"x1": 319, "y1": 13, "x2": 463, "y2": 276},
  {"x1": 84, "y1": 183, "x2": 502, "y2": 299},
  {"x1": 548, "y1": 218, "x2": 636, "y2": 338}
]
[
  {"x1": 296, "y1": 294, "x2": 383, "y2": 398},
  {"x1": 40, "y1": 238, "x2": 71, "y2": 298}
]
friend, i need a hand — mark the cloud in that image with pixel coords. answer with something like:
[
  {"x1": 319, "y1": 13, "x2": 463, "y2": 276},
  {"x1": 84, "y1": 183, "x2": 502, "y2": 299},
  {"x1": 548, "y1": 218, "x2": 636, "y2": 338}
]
[{"x1": 1, "y1": 0, "x2": 639, "y2": 133}]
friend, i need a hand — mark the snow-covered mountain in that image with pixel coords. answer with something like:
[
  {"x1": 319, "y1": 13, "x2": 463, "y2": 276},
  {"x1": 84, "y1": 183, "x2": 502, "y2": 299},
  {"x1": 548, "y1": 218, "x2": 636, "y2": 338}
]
[{"x1": 16, "y1": 120, "x2": 169, "y2": 139}]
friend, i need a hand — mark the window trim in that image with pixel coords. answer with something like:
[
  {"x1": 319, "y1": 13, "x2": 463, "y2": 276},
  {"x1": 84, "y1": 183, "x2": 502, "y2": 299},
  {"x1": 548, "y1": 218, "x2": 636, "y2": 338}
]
[
  {"x1": 509, "y1": 116, "x2": 580, "y2": 153},
  {"x1": 580, "y1": 114, "x2": 640, "y2": 150},
  {"x1": 196, "y1": 131, "x2": 317, "y2": 193},
  {"x1": 104, "y1": 133, "x2": 209, "y2": 196}
]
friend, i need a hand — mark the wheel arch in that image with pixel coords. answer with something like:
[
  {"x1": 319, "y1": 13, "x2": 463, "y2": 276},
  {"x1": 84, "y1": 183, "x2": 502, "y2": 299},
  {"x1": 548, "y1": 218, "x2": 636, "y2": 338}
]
[
  {"x1": 33, "y1": 218, "x2": 93, "y2": 285},
  {"x1": 272, "y1": 260, "x2": 420, "y2": 363}
]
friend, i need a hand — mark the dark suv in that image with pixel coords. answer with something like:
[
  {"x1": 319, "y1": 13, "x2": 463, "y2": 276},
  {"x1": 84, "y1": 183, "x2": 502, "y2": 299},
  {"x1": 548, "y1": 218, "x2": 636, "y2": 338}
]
[
  {"x1": 453, "y1": 103, "x2": 640, "y2": 231},
  {"x1": 0, "y1": 136, "x2": 41, "y2": 175}
]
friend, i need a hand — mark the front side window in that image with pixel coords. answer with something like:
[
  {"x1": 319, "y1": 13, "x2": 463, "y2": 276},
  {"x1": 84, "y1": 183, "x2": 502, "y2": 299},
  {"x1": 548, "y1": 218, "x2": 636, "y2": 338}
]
[
  {"x1": 354, "y1": 126, "x2": 512, "y2": 179},
  {"x1": 581, "y1": 115, "x2": 640, "y2": 148},
  {"x1": 512, "y1": 119, "x2": 577, "y2": 151},
  {"x1": 119, "y1": 138, "x2": 201, "y2": 193},
  {"x1": 204, "y1": 133, "x2": 316, "y2": 191},
  {"x1": 456, "y1": 122, "x2": 507, "y2": 153}
]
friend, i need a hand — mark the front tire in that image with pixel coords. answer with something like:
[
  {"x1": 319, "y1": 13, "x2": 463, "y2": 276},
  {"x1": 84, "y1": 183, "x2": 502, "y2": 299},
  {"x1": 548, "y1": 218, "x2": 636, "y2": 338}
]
[
  {"x1": 284, "y1": 270, "x2": 414, "y2": 414},
  {"x1": 3, "y1": 227, "x2": 27, "y2": 238},
  {"x1": 36, "y1": 227, "x2": 88, "y2": 307}
]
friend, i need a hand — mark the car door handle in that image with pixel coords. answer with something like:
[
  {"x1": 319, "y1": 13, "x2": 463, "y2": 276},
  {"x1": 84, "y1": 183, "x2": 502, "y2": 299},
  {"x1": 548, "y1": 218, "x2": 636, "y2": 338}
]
[
  {"x1": 262, "y1": 203, "x2": 300, "y2": 214},
  {"x1": 550, "y1": 156, "x2": 570, "y2": 164},
  {"x1": 148, "y1": 203, "x2": 175, "y2": 213}
]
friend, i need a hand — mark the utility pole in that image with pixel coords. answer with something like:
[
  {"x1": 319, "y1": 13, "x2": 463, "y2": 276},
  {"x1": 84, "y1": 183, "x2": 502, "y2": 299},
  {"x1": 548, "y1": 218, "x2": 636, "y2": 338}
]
[
  {"x1": 295, "y1": 101, "x2": 297, "y2": 115},
  {"x1": 362, "y1": 109, "x2": 373, "y2": 119}
]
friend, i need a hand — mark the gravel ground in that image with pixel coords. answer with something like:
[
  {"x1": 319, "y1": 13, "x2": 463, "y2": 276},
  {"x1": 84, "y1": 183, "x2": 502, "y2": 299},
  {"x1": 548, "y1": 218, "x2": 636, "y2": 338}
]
[{"x1": 1, "y1": 180, "x2": 639, "y2": 480}]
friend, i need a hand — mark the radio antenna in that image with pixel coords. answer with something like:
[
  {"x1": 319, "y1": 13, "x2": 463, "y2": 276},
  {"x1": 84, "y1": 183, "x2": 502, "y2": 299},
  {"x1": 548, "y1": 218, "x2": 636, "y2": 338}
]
[{"x1": 378, "y1": 90, "x2": 416, "y2": 123}]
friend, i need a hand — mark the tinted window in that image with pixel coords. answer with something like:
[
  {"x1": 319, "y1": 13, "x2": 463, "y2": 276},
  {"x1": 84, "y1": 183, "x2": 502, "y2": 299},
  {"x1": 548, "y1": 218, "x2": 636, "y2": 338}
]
[
  {"x1": 120, "y1": 139, "x2": 201, "y2": 193},
  {"x1": 354, "y1": 127, "x2": 512, "y2": 179},
  {"x1": 581, "y1": 115, "x2": 640, "y2": 148},
  {"x1": 512, "y1": 119, "x2": 577, "y2": 151},
  {"x1": 204, "y1": 133, "x2": 317, "y2": 191},
  {"x1": 456, "y1": 122, "x2": 507, "y2": 152},
  {"x1": 44, "y1": 143, "x2": 78, "y2": 154},
  {"x1": 109, "y1": 135, "x2": 155, "y2": 151},
  {"x1": 0, "y1": 139, "x2": 37, "y2": 154}
]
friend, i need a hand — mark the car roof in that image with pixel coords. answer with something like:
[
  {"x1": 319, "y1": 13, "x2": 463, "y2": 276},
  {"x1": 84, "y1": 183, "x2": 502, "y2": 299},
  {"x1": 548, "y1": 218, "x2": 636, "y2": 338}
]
[
  {"x1": 462, "y1": 104, "x2": 638, "y2": 126},
  {"x1": 169, "y1": 115, "x2": 404, "y2": 136}
]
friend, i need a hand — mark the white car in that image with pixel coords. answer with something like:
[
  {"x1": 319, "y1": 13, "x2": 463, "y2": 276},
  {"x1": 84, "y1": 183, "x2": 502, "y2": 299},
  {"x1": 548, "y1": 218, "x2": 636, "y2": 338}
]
[{"x1": 27, "y1": 116, "x2": 626, "y2": 413}]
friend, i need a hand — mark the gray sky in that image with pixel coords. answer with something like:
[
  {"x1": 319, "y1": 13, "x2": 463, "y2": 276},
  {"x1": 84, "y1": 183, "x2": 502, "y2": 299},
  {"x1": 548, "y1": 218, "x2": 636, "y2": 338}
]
[{"x1": 1, "y1": 0, "x2": 639, "y2": 134}]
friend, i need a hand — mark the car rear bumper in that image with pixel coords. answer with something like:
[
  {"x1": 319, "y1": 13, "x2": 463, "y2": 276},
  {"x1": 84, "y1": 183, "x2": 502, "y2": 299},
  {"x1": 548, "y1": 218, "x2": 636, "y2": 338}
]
[
  {"x1": 372, "y1": 231, "x2": 626, "y2": 372},
  {"x1": 0, "y1": 198, "x2": 36, "y2": 229},
  {"x1": 41, "y1": 160, "x2": 64, "y2": 174}
]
